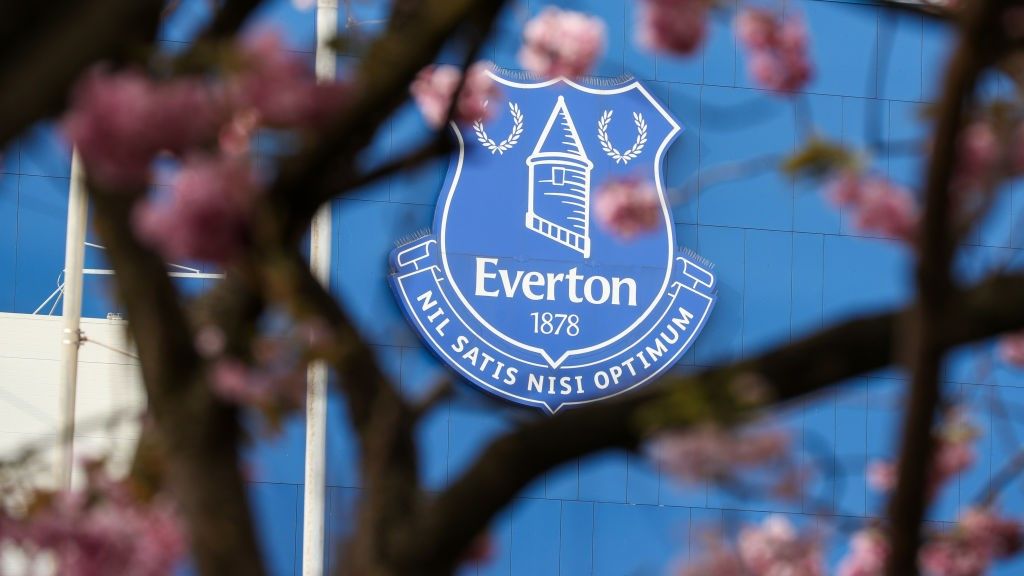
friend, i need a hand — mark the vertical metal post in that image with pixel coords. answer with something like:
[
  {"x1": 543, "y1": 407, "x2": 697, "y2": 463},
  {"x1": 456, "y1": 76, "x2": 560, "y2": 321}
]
[
  {"x1": 57, "y1": 149, "x2": 87, "y2": 489},
  {"x1": 304, "y1": 2, "x2": 336, "y2": 574}
]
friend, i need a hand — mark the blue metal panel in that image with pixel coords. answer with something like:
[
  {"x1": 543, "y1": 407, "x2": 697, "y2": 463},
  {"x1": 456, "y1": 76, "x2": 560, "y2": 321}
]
[
  {"x1": 802, "y1": 391, "x2": 837, "y2": 513},
  {"x1": 249, "y1": 482, "x2": 300, "y2": 576},
  {"x1": 509, "y1": 498, "x2": 560, "y2": 576},
  {"x1": 622, "y1": 0, "x2": 655, "y2": 81},
  {"x1": 660, "y1": 464, "x2": 707, "y2": 508},
  {"x1": 559, "y1": 500, "x2": 593, "y2": 574},
  {"x1": 791, "y1": 232, "x2": 824, "y2": 339},
  {"x1": 694, "y1": 225, "x2": 744, "y2": 365},
  {"x1": 332, "y1": 198, "x2": 432, "y2": 346},
  {"x1": 447, "y1": 404, "x2": 511, "y2": 481},
  {"x1": 834, "y1": 378, "x2": 867, "y2": 517},
  {"x1": 921, "y1": 18, "x2": 954, "y2": 102},
  {"x1": 325, "y1": 383, "x2": 361, "y2": 488},
  {"x1": 701, "y1": 3, "x2": 738, "y2": 87},
  {"x1": 0, "y1": 176, "x2": 17, "y2": 311},
  {"x1": 19, "y1": 122, "x2": 71, "y2": 178},
  {"x1": 666, "y1": 84, "x2": 701, "y2": 225},
  {"x1": 243, "y1": 415, "x2": 306, "y2": 485},
  {"x1": 821, "y1": 234, "x2": 911, "y2": 323},
  {"x1": 626, "y1": 452, "x2": 660, "y2": 505},
  {"x1": 697, "y1": 86, "x2": 794, "y2": 230},
  {"x1": 793, "y1": 0, "x2": 877, "y2": 98},
  {"x1": 794, "y1": 95, "x2": 843, "y2": 234},
  {"x1": 877, "y1": 11, "x2": 923, "y2": 102},
  {"x1": 743, "y1": 229, "x2": 792, "y2": 356},
  {"x1": 15, "y1": 175, "x2": 67, "y2": 313},
  {"x1": 884, "y1": 100, "x2": 926, "y2": 196},
  {"x1": 578, "y1": 452, "x2": 627, "y2": 503},
  {"x1": 592, "y1": 502, "x2": 689, "y2": 576},
  {"x1": 401, "y1": 346, "x2": 451, "y2": 489},
  {"x1": 389, "y1": 104, "x2": 444, "y2": 205}
]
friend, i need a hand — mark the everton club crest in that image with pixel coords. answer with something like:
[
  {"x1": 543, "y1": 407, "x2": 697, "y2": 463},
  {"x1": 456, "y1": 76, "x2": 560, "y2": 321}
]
[{"x1": 389, "y1": 69, "x2": 717, "y2": 413}]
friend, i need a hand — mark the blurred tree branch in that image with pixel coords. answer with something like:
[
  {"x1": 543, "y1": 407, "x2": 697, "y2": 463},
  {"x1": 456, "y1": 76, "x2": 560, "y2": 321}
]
[
  {"x1": 886, "y1": 0, "x2": 1009, "y2": 573},
  {"x1": 403, "y1": 271, "x2": 1024, "y2": 571},
  {"x1": 0, "y1": 0, "x2": 163, "y2": 148}
]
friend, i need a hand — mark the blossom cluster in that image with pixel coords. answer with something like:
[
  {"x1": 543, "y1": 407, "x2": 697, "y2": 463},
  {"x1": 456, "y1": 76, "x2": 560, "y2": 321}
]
[
  {"x1": 735, "y1": 8, "x2": 813, "y2": 94},
  {"x1": 637, "y1": 0, "x2": 710, "y2": 56},
  {"x1": 919, "y1": 508, "x2": 1023, "y2": 576},
  {"x1": 593, "y1": 178, "x2": 663, "y2": 239},
  {"x1": 827, "y1": 170, "x2": 919, "y2": 242},
  {"x1": 837, "y1": 508, "x2": 1023, "y2": 576},
  {"x1": 650, "y1": 425, "x2": 790, "y2": 484},
  {"x1": 63, "y1": 31, "x2": 348, "y2": 264},
  {"x1": 1, "y1": 467, "x2": 184, "y2": 576},
  {"x1": 519, "y1": 7, "x2": 606, "y2": 79},
  {"x1": 195, "y1": 320, "x2": 333, "y2": 415},
  {"x1": 866, "y1": 407, "x2": 976, "y2": 500},
  {"x1": 678, "y1": 515, "x2": 823, "y2": 576},
  {"x1": 410, "y1": 62, "x2": 499, "y2": 128},
  {"x1": 1000, "y1": 330, "x2": 1024, "y2": 367}
]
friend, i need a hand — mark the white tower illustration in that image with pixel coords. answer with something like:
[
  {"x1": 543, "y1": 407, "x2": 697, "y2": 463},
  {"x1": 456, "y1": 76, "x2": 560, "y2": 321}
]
[{"x1": 525, "y1": 96, "x2": 594, "y2": 258}]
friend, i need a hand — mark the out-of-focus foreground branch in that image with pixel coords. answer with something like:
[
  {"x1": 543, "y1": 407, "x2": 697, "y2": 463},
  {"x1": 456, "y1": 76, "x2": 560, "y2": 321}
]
[
  {"x1": 404, "y1": 271, "x2": 1024, "y2": 571},
  {"x1": 886, "y1": 0, "x2": 1010, "y2": 573}
]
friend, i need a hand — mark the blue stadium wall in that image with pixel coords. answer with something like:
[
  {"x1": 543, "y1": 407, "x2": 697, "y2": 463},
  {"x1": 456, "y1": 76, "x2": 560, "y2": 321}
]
[{"x1": 2, "y1": 1, "x2": 1024, "y2": 574}]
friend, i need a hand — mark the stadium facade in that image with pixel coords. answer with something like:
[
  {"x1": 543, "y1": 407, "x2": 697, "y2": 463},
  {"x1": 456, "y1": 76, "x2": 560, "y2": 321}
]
[{"x1": 2, "y1": 1, "x2": 1024, "y2": 574}]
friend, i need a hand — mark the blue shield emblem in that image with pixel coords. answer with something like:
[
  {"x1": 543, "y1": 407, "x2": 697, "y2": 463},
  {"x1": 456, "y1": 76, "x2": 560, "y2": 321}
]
[{"x1": 389, "y1": 70, "x2": 717, "y2": 413}]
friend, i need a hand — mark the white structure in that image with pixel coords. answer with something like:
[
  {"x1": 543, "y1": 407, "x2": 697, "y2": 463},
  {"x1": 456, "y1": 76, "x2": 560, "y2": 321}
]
[
  {"x1": 0, "y1": 313, "x2": 143, "y2": 489},
  {"x1": 525, "y1": 95, "x2": 593, "y2": 258}
]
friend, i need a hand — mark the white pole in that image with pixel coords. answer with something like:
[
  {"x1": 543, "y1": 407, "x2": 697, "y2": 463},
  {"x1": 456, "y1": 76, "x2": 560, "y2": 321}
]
[
  {"x1": 303, "y1": 2, "x2": 336, "y2": 574},
  {"x1": 57, "y1": 149, "x2": 88, "y2": 490}
]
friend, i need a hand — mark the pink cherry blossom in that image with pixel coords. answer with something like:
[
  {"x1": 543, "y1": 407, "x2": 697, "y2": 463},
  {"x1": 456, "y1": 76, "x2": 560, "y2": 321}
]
[
  {"x1": 735, "y1": 8, "x2": 777, "y2": 49},
  {"x1": 998, "y1": 330, "x2": 1024, "y2": 367},
  {"x1": 837, "y1": 529, "x2": 889, "y2": 576},
  {"x1": 133, "y1": 154, "x2": 258, "y2": 263},
  {"x1": 854, "y1": 179, "x2": 918, "y2": 241},
  {"x1": 64, "y1": 69, "x2": 222, "y2": 189},
  {"x1": 735, "y1": 8, "x2": 813, "y2": 94},
  {"x1": 920, "y1": 508, "x2": 1022, "y2": 576},
  {"x1": 219, "y1": 109, "x2": 261, "y2": 157},
  {"x1": 234, "y1": 31, "x2": 348, "y2": 128},
  {"x1": 737, "y1": 515, "x2": 824, "y2": 576},
  {"x1": 211, "y1": 357, "x2": 305, "y2": 409},
  {"x1": 195, "y1": 324, "x2": 227, "y2": 358},
  {"x1": 867, "y1": 460, "x2": 897, "y2": 492},
  {"x1": 594, "y1": 178, "x2": 662, "y2": 239},
  {"x1": 676, "y1": 544, "x2": 746, "y2": 576},
  {"x1": 827, "y1": 170, "x2": 866, "y2": 206},
  {"x1": 3, "y1": 473, "x2": 184, "y2": 576},
  {"x1": 519, "y1": 7, "x2": 606, "y2": 79},
  {"x1": 953, "y1": 121, "x2": 998, "y2": 192},
  {"x1": 410, "y1": 62, "x2": 499, "y2": 128},
  {"x1": 868, "y1": 408, "x2": 976, "y2": 499},
  {"x1": 825, "y1": 172, "x2": 918, "y2": 242},
  {"x1": 650, "y1": 425, "x2": 789, "y2": 484},
  {"x1": 960, "y1": 507, "x2": 1023, "y2": 558},
  {"x1": 637, "y1": 0, "x2": 709, "y2": 56}
]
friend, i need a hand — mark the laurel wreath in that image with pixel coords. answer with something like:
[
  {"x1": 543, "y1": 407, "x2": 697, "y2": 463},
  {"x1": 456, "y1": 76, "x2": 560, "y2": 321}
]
[
  {"x1": 473, "y1": 102, "x2": 524, "y2": 155},
  {"x1": 597, "y1": 110, "x2": 648, "y2": 164}
]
